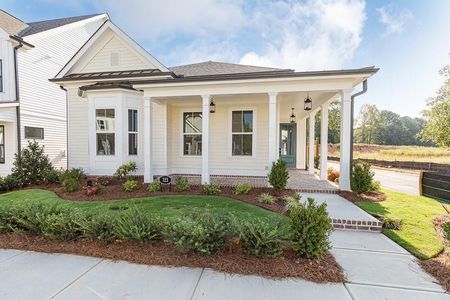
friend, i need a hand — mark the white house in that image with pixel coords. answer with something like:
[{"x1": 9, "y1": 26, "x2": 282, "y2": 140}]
[
  {"x1": 51, "y1": 20, "x2": 378, "y2": 191},
  {"x1": 0, "y1": 10, "x2": 108, "y2": 176}
]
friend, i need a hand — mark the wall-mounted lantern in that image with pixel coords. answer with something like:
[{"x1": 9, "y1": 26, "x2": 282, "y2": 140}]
[
  {"x1": 304, "y1": 93, "x2": 312, "y2": 111},
  {"x1": 209, "y1": 98, "x2": 216, "y2": 113},
  {"x1": 289, "y1": 108, "x2": 296, "y2": 123}
]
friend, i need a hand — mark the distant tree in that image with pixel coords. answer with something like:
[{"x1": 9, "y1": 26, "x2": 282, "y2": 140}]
[
  {"x1": 313, "y1": 99, "x2": 340, "y2": 144},
  {"x1": 354, "y1": 104, "x2": 381, "y2": 144},
  {"x1": 379, "y1": 110, "x2": 406, "y2": 145},
  {"x1": 418, "y1": 63, "x2": 450, "y2": 147}
]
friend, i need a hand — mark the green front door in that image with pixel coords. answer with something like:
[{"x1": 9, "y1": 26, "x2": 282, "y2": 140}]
[{"x1": 280, "y1": 123, "x2": 296, "y2": 167}]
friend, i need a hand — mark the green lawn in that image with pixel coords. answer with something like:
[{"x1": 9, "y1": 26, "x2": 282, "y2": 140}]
[
  {"x1": 0, "y1": 189, "x2": 289, "y2": 231},
  {"x1": 356, "y1": 189, "x2": 449, "y2": 259}
]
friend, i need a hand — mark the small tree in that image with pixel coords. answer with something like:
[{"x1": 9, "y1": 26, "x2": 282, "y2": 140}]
[
  {"x1": 12, "y1": 141, "x2": 53, "y2": 184},
  {"x1": 350, "y1": 161, "x2": 374, "y2": 194},
  {"x1": 268, "y1": 160, "x2": 289, "y2": 191}
]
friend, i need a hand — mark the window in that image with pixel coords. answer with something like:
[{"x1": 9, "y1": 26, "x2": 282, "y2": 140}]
[
  {"x1": 232, "y1": 110, "x2": 253, "y2": 156},
  {"x1": 0, "y1": 59, "x2": 3, "y2": 92},
  {"x1": 25, "y1": 126, "x2": 44, "y2": 139},
  {"x1": 128, "y1": 109, "x2": 138, "y2": 155},
  {"x1": 183, "y1": 112, "x2": 202, "y2": 155},
  {"x1": 96, "y1": 109, "x2": 115, "y2": 155},
  {"x1": 0, "y1": 125, "x2": 4, "y2": 164}
]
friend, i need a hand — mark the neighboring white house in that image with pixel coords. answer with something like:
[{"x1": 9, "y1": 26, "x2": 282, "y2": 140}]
[
  {"x1": 51, "y1": 20, "x2": 378, "y2": 191},
  {"x1": 0, "y1": 10, "x2": 108, "y2": 176}
]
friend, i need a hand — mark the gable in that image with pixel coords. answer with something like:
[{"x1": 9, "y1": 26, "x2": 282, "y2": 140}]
[{"x1": 79, "y1": 33, "x2": 151, "y2": 73}]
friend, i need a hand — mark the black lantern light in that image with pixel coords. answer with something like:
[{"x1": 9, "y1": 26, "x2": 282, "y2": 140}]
[
  {"x1": 289, "y1": 108, "x2": 296, "y2": 123},
  {"x1": 304, "y1": 93, "x2": 312, "y2": 111},
  {"x1": 209, "y1": 98, "x2": 216, "y2": 113}
]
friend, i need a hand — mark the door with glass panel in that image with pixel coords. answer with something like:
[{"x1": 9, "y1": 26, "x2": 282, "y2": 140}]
[{"x1": 279, "y1": 123, "x2": 296, "y2": 167}]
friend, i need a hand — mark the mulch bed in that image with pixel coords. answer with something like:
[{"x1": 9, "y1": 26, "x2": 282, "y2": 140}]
[
  {"x1": 337, "y1": 190, "x2": 386, "y2": 202},
  {"x1": 419, "y1": 214, "x2": 450, "y2": 292},
  {"x1": 0, "y1": 233, "x2": 345, "y2": 282}
]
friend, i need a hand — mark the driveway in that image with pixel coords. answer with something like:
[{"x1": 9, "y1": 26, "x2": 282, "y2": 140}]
[
  {"x1": 0, "y1": 231, "x2": 447, "y2": 299},
  {"x1": 328, "y1": 161, "x2": 420, "y2": 195}
]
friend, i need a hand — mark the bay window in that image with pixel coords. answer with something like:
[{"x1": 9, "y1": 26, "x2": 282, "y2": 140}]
[
  {"x1": 96, "y1": 109, "x2": 115, "y2": 155},
  {"x1": 183, "y1": 112, "x2": 202, "y2": 155},
  {"x1": 232, "y1": 110, "x2": 253, "y2": 156}
]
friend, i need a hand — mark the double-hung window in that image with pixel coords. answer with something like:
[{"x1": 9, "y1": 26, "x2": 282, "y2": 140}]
[
  {"x1": 183, "y1": 112, "x2": 202, "y2": 155},
  {"x1": 96, "y1": 109, "x2": 115, "y2": 155},
  {"x1": 128, "y1": 109, "x2": 138, "y2": 155},
  {"x1": 0, "y1": 125, "x2": 4, "y2": 164},
  {"x1": 232, "y1": 110, "x2": 253, "y2": 156}
]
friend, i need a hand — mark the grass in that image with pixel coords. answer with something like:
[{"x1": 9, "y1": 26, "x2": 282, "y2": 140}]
[
  {"x1": 330, "y1": 144, "x2": 450, "y2": 164},
  {"x1": 0, "y1": 189, "x2": 289, "y2": 232},
  {"x1": 356, "y1": 189, "x2": 449, "y2": 259}
]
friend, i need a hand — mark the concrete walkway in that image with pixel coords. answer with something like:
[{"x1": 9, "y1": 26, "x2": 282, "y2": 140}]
[{"x1": 0, "y1": 231, "x2": 447, "y2": 299}]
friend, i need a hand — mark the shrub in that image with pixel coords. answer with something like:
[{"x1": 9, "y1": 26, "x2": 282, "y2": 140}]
[
  {"x1": 0, "y1": 175, "x2": 23, "y2": 191},
  {"x1": 147, "y1": 181, "x2": 161, "y2": 192},
  {"x1": 351, "y1": 162, "x2": 374, "y2": 194},
  {"x1": 2, "y1": 201, "x2": 50, "y2": 234},
  {"x1": 60, "y1": 168, "x2": 85, "y2": 183},
  {"x1": 371, "y1": 180, "x2": 382, "y2": 192},
  {"x1": 268, "y1": 160, "x2": 289, "y2": 191},
  {"x1": 163, "y1": 211, "x2": 233, "y2": 254},
  {"x1": 97, "y1": 176, "x2": 111, "y2": 186},
  {"x1": 233, "y1": 183, "x2": 252, "y2": 195},
  {"x1": 444, "y1": 222, "x2": 450, "y2": 240},
  {"x1": 202, "y1": 183, "x2": 221, "y2": 195},
  {"x1": 42, "y1": 168, "x2": 62, "y2": 184},
  {"x1": 383, "y1": 217, "x2": 402, "y2": 230},
  {"x1": 113, "y1": 161, "x2": 137, "y2": 180},
  {"x1": 83, "y1": 178, "x2": 104, "y2": 196},
  {"x1": 327, "y1": 168, "x2": 340, "y2": 182},
  {"x1": 61, "y1": 177, "x2": 81, "y2": 193},
  {"x1": 289, "y1": 198, "x2": 333, "y2": 258},
  {"x1": 259, "y1": 193, "x2": 274, "y2": 204},
  {"x1": 80, "y1": 213, "x2": 117, "y2": 241},
  {"x1": 115, "y1": 208, "x2": 162, "y2": 241},
  {"x1": 174, "y1": 176, "x2": 189, "y2": 192},
  {"x1": 40, "y1": 208, "x2": 85, "y2": 240},
  {"x1": 123, "y1": 179, "x2": 140, "y2": 192},
  {"x1": 283, "y1": 193, "x2": 301, "y2": 212},
  {"x1": 11, "y1": 140, "x2": 54, "y2": 184},
  {"x1": 238, "y1": 219, "x2": 284, "y2": 257}
]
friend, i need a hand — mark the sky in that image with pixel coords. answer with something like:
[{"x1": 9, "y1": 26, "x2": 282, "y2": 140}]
[{"x1": 1, "y1": 0, "x2": 449, "y2": 117}]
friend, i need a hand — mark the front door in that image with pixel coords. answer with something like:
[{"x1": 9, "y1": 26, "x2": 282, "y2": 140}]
[{"x1": 279, "y1": 123, "x2": 296, "y2": 168}]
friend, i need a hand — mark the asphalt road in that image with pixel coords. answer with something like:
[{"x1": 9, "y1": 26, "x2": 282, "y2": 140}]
[{"x1": 328, "y1": 161, "x2": 420, "y2": 195}]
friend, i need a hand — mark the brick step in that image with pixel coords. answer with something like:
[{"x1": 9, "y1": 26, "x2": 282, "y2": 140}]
[{"x1": 332, "y1": 218, "x2": 383, "y2": 232}]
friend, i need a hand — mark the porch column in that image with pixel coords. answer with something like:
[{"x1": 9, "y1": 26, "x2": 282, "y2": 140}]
[
  {"x1": 296, "y1": 117, "x2": 307, "y2": 169},
  {"x1": 201, "y1": 95, "x2": 210, "y2": 184},
  {"x1": 320, "y1": 103, "x2": 329, "y2": 180},
  {"x1": 339, "y1": 89, "x2": 352, "y2": 190},
  {"x1": 268, "y1": 92, "x2": 278, "y2": 168},
  {"x1": 308, "y1": 111, "x2": 316, "y2": 175},
  {"x1": 143, "y1": 97, "x2": 153, "y2": 183}
]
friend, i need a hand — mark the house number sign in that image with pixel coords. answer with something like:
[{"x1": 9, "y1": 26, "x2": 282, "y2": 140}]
[{"x1": 159, "y1": 176, "x2": 172, "y2": 191}]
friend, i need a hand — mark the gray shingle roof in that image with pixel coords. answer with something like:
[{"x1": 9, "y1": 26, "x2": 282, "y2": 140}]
[
  {"x1": 18, "y1": 14, "x2": 103, "y2": 37},
  {"x1": 169, "y1": 61, "x2": 293, "y2": 77}
]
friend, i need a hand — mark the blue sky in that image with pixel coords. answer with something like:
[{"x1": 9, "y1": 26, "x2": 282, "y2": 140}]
[{"x1": 2, "y1": 0, "x2": 449, "y2": 117}]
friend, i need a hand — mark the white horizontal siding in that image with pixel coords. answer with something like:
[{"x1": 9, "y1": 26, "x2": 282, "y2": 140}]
[
  {"x1": 67, "y1": 87, "x2": 89, "y2": 170},
  {"x1": 0, "y1": 121, "x2": 17, "y2": 176},
  {"x1": 0, "y1": 37, "x2": 16, "y2": 102}
]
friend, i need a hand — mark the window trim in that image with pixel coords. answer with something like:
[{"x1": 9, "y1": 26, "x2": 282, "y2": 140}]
[
  {"x1": 0, "y1": 59, "x2": 3, "y2": 93},
  {"x1": 95, "y1": 108, "x2": 116, "y2": 156},
  {"x1": 128, "y1": 109, "x2": 138, "y2": 156},
  {"x1": 24, "y1": 126, "x2": 44, "y2": 140},
  {"x1": 180, "y1": 110, "x2": 202, "y2": 157},
  {"x1": 0, "y1": 125, "x2": 4, "y2": 164},
  {"x1": 228, "y1": 107, "x2": 256, "y2": 158}
]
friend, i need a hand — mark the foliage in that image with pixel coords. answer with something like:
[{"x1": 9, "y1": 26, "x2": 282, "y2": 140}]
[
  {"x1": 418, "y1": 63, "x2": 450, "y2": 147},
  {"x1": 443, "y1": 222, "x2": 450, "y2": 240},
  {"x1": 202, "y1": 183, "x2": 221, "y2": 195},
  {"x1": 356, "y1": 189, "x2": 449, "y2": 259},
  {"x1": 60, "y1": 168, "x2": 85, "y2": 183},
  {"x1": 82, "y1": 180, "x2": 103, "y2": 196},
  {"x1": 163, "y1": 210, "x2": 233, "y2": 254},
  {"x1": 383, "y1": 217, "x2": 402, "y2": 230},
  {"x1": 371, "y1": 180, "x2": 381, "y2": 192},
  {"x1": 351, "y1": 162, "x2": 374, "y2": 194},
  {"x1": 42, "y1": 168, "x2": 62, "y2": 184},
  {"x1": 233, "y1": 183, "x2": 252, "y2": 195},
  {"x1": 0, "y1": 175, "x2": 23, "y2": 191},
  {"x1": 258, "y1": 193, "x2": 274, "y2": 204},
  {"x1": 268, "y1": 159, "x2": 289, "y2": 191},
  {"x1": 238, "y1": 219, "x2": 284, "y2": 257},
  {"x1": 11, "y1": 141, "x2": 54, "y2": 184},
  {"x1": 80, "y1": 213, "x2": 117, "y2": 241},
  {"x1": 115, "y1": 207, "x2": 162, "y2": 241},
  {"x1": 174, "y1": 176, "x2": 190, "y2": 192},
  {"x1": 113, "y1": 161, "x2": 137, "y2": 180},
  {"x1": 327, "y1": 168, "x2": 340, "y2": 182},
  {"x1": 147, "y1": 181, "x2": 161, "y2": 192},
  {"x1": 123, "y1": 179, "x2": 140, "y2": 192},
  {"x1": 61, "y1": 178, "x2": 81, "y2": 193},
  {"x1": 40, "y1": 208, "x2": 85, "y2": 240},
  {"x1": 283, "y1": 195, "x2": 301, "y2": 213},
  {"x1": 289, "y1": 198, "x2": 333, "y2": 258}
]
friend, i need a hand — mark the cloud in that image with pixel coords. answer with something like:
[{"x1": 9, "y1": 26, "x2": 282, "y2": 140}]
[{"x1": 377, "y1": 3, "x2": 413, "y2": 36}]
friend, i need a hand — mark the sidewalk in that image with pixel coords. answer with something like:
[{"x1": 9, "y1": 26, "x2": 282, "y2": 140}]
[{"x1": 0, "y1": 230, "x2": 447, "y2": 299}]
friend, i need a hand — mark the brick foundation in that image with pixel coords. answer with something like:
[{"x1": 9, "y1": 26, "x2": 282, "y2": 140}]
[{"x1": 332, "y1": 219, "x2": 383, "y2": 232}]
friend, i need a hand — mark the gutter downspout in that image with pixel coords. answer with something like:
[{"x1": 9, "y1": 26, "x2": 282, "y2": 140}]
[
  {"x1": 13, "y1": 42, "x2": 24, "y2": 156},
  {"x1": 59, "y1": 85, "x2": 69, "y2": 170},
  {"x1": 350, "y1": 80, "x2": 368, "y2": 177}
]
